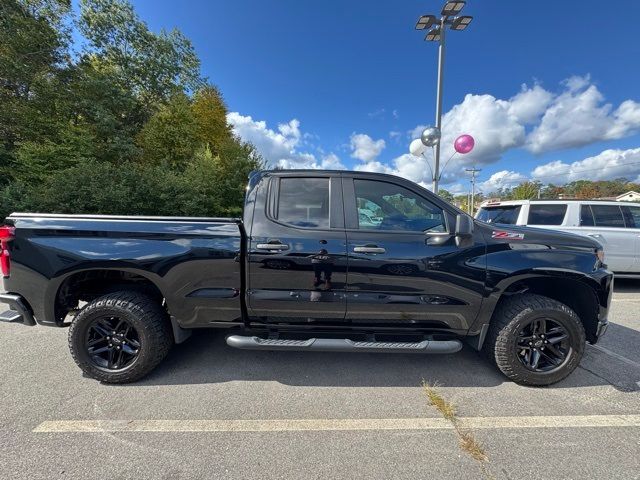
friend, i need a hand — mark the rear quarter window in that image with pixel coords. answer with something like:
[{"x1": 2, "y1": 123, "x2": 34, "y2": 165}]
[{"x1": 527, "y1": 204, "x2": 567, "y2": 225}]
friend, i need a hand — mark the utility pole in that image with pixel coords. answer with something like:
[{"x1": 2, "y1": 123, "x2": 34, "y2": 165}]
[{"x1": 465, "y1": 167, "x2": 481, "y2": 215}]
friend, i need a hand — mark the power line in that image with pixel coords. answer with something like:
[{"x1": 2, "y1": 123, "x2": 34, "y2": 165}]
[{"x1": 530, "y1": 160, "x2": 640, "y2": 181}]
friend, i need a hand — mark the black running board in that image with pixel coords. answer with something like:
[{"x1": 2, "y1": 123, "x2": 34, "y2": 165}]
[{"x1": 225, "y1": 335, "x2": 463, "y2": 354}]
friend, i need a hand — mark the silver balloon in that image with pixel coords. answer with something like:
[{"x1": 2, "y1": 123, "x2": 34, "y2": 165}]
[{"x1": 421, "y1": 127, "x2": 441, "y2": 147}]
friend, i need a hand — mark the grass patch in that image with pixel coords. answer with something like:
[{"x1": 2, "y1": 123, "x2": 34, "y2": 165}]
[
  {"x1": 456, "y1": 427, "x2": 488, "y2": 462},
  {"x1": 421, "y1": 379, "x2": 492, "y2": 478},
  {"x1": 421, "y1": 380, "x2": 457, "y2": 421}
]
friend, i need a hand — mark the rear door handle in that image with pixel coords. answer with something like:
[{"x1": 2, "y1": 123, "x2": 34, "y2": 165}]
[
  {"x1": 353, "y1": 246, "x2": 386, "y2": 254},
  {"x1": 256, "y1": 243, "x2": 289, "y2": 251}
]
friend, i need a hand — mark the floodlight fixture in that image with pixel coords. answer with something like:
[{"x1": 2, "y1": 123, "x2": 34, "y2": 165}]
[
  {"x1": 441, "y1": 1, "x2": 465, "y2": 17},
  {"x1": 450, "y1": 16, "x2": 473, "y2": 31},
  {"x1": 415, "y1": 14, "x2": 437, "y2": 30},
  {"x1": 425, "y1": 27, "x2": 441, "y2": 42}
]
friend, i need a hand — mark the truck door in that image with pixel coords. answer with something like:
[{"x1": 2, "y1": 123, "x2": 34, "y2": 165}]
[
  {"x1": 342, "y1": 175, "x2": 485, "y2": 332},
  {"x1": 247, "y1": 173, "x2": 347, "y2": 324}
]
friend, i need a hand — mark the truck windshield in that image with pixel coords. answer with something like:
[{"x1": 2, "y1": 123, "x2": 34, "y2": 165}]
[{"x1": 477, "y1": 205, "x2": 521, "y2": 225}]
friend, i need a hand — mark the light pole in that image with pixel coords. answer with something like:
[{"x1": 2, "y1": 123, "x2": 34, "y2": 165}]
[{"x1": 415, "y1": 1, "x2": 473, "y2": 194}]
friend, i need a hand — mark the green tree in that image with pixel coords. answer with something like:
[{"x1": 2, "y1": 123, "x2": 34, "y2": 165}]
[
  {"x1": 0, "y1": 0, "x2": 262, "y2": 221},
  {"x1": 214, "y1": 139, "x2": 264, "y2": 215},
  {"x1": 437, "y1": 189, "x2": 454, "y2": 204},
  {"x1": 192, "y1": 85, "x2": 233, "y2": 153},
  {"x1": 0, "y1": 0, "x2": 72, "y2": 177},
  {"x1": 137, "y1": 93, "x2": 199, "y2": 169},
  {"x1": 511, "y1": 181, "x2": 542, "y2": 200},
  {"x1": 78, "y1": 0, "x2": 203, "y2": 109}
]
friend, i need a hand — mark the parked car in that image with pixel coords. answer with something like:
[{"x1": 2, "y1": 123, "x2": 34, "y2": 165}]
[
  {"x1": 0, "y1": 170, "x2": 612, "y2": 386},
  {"x1": 476, "y1": 199, "x2": 640, "y2": 276}
]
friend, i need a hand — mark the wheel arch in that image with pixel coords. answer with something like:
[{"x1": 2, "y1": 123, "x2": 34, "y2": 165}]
[
  {"x1": 468, "y1": 271, "x2": 600, "y2": 350},
  {"x1": 488, "y1": 274, "x2": 600, "y2": 344},
  {"x1": 52, "y1": 268, "x2": 167, "y2": 324}
]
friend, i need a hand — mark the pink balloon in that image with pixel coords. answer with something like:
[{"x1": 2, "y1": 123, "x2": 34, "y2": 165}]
[{"x1": 454, "y1": 134, "x2": 475, "y2": 154}]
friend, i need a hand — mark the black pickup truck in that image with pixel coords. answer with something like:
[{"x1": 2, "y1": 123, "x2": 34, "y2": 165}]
[{"x1": 0, "y1": 170, "x2": 612, "y2": 385}]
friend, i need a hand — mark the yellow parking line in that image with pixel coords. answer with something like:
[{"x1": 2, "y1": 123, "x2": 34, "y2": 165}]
[{"x1": 33, "y1": 415, "x2": 640, "y2": 433}]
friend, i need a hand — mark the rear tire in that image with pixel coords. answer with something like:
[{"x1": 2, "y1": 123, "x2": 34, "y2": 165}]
[
  {"x1": 68, "y1": 291, "x2": 173, "y2": 383},
  {"x1": 484, "y1": 293, "x2": 585, "y2": 386}
]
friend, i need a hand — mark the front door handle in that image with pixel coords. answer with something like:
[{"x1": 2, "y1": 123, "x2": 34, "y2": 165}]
[
  {"x1": 256, "y1": 242, "x2": 289, "y2": 251},
  {"x1": 353, "y1": 246, "x2": 386, "y2": 254}
]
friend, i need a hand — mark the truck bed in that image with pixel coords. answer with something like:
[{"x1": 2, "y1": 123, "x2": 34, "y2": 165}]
[{"x1": 3, "y1": 213, "x2": 244, "y2": 328}]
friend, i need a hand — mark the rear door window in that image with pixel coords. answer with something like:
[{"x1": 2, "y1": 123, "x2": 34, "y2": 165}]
[
  {"x1": 276, "y1": 177, "x2": 330, "y2": 228},
  {"x1": 527, "y1": 204, "x2": 567, "y2": 225},
  {"x1": 590, "y1": 205, "x2": 625, "y2": 228},
  {"x1": 476, "y1": 206, "x2": 521, "y2": 225}
]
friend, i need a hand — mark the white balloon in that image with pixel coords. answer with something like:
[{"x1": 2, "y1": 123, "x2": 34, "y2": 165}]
[{"x1": 409, "y1": 138, "x2": 427, "y2": 157}]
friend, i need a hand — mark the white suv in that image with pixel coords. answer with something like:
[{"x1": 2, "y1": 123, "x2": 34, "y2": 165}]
[{"x1": 476, "y1": 199, "x2": 640, "y2": 276}]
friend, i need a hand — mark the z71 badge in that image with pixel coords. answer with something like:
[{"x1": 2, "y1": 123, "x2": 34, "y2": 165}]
[{"x1": 492, "y1": 230, "x2": 525, "y2": 240}]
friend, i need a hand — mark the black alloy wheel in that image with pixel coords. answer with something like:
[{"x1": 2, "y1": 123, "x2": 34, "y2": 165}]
[
  {"x1": 484, "y1": 293, "x2": 586, "y2": 386},
  {"x1": 516, "y1": 318, "x2": 570, "y2": 372},
  {"x1": 69, "y1": 291, "x2": 173, "y2": 383},
  {"x1": 86, "y1": 316, "x2": 141, "y2": 371}
]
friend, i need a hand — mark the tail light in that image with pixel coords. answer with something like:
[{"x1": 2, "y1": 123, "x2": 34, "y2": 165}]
[{"x1": 0, "y1": 225, "x2": 15, "y2": 277}]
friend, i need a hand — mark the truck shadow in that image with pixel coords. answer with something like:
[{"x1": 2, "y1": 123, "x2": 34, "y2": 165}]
[
  {"x1": 613, "y1": 278, "x2": 640, "y2": 293},
  {"x1": 132, "y1": 322, "x2": 640, "y2": 392}
]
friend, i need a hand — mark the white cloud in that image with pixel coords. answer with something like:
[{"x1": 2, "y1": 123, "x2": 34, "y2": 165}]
[
  {"x1": 277, "y1": 119, "x2": 301, "y2": 141},
  {"x1": 478, "y1": 170, "x2": 528, "y2": 193},
  {"x1": 507, "y1": 84, "x2": 554, "y2": 124},
  {"x1": 350, "y1": 133, "x2": 386, "y2": 162},
  {"x1": 404, "y1": 91, "x2": 528, "y2": 186},
  {"x1": 563, "y1": 74, "x2": 591, "y2": 92},
  {"x1": 399, "y1": 76, "x2": 640, "y2": 186},
  {"x1": 319, "y1": 153, "x2": 346, "y2": 170},
  {"x1": 229, "y1": 75, "x2": 640, "y2": 187},
  {"x1": 368, "y1": 108, "x2": 386, "y2": 118},
  {"x1": 354, "y1": 160, "x2": 393, "y2": 174},
  {"x1": 531, "y1": 147, "x2": 640, "y2": 183},
  {"x1": 227, "y1": 112, "x2": 344, "y2": 170},
  {"x1": 527, "y1": 76, "x2": 640, "y2": 153}
]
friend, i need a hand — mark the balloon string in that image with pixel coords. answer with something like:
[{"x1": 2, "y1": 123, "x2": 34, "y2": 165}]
[
  {"x1": 438, "y1": 151, "x2": 458, "y2": 181},
  {"x1": 422, "y1": 152, "x2": 434, "y2": 181}
]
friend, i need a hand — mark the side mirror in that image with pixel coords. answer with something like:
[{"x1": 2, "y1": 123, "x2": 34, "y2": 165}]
[{"x1": 455, "y1": 214, "x2": 474, "y2": 247}]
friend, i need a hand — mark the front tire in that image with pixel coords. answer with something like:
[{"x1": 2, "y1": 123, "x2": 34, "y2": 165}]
[
  {"x1": 68, "y1": 291, "x2": 173, "y2": 383},
  {"x1": 485, "y1": 293, "x2": 586, "y2": 386}
]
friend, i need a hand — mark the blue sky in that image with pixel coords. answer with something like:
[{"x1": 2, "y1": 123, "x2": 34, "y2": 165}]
[{"x1": 125, "y1": 0, "x2": 640, "y2": 194}]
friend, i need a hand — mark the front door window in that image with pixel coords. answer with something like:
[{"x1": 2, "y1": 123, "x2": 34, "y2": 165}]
[{"x1": 354, "y1": 179, "x2": 446, "y2": 233}]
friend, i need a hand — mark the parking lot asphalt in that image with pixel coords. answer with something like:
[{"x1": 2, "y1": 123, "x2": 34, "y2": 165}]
[{"x1": 1, "y1": 281, "x2": 639, "y2": 479}]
